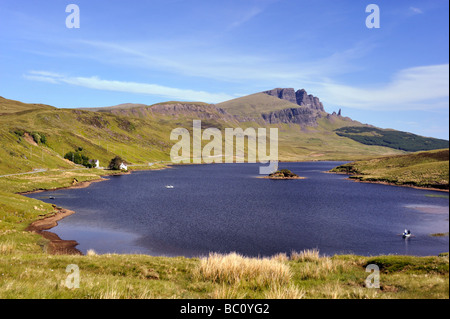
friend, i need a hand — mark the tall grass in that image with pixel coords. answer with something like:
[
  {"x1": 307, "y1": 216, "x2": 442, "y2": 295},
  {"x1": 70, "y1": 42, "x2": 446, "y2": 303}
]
[
  {"x1": 0, "y1": 240, "x2": 16, "y2": 255},
  {"x1": 193, "y1": 252, "x2": 292, "y2": 287},
  {"x1": 264, "y1": 284, "x2": 305, "y2": 299},
  {"x1": 290, "y1": 250, "x2": 355, "y2": 280},
  {"x1": 290, "y1": 248, "x2": 320, "y2": 262}
]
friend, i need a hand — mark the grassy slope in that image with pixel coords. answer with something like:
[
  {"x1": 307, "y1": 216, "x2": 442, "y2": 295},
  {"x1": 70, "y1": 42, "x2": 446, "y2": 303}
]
[
  {"x1": 331, "y1": 149, "x2": 450, "y2": 190},
  {"x1": 0, "y1": 245, "x2": 447, "y2": 299},
  {"x1": 0, "y1": 96, "x2": 55, "y2": 115},
  {"x1": 216, "y1": 93, "x2": 405, "y2": 161},
  {"x1": 335, "y1": 126, "x2": 449, "y2": 152},
  {"x1": 217, "y1": 93, "x2": 302, "y2": 117},
  {"x1": 0, "y1": 102, "x2": 173, "y2": 175}
]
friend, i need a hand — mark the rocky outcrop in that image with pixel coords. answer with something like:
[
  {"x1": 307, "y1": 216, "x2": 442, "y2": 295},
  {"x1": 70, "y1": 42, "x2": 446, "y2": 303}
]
[
  {"x1": 146, "y1": 103, "x2": 238, "y2": 123},
  {"x1": 261, "y1": 107, "x2": 318, "y2": 127},
  {"x1": 262, "y1": 88, "x2": 325, "y2": 112},
  {"x1": 262, "y1": 88, "x2": 297, "y2": 104},
  {"x1": 295, "y1": 89, "x2": 324, "y2": 112},
  {"x1": 107, "y1": 102, "x2": 237, "y2": 123}
]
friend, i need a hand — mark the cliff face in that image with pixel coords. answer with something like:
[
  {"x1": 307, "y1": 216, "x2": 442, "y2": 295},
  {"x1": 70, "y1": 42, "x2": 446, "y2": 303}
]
[
  {"x1": 109, "y1": 103, "x2": 238, "y2": 123},
  {"x1": 260, "y1": 88, "x2": 325, "y2": 126},
  {"x1": 263, "y1": 88, "x2": 324, "y2": 112},
  {"x1": 262, "y1": 88, "x2": 297, "y2": 104},
  {"x1": 261, "y1": 107, "x2": 319, "y2": 127},
  {"x1": 295, "y1": 89, "x2": 324, "y2": 112}
]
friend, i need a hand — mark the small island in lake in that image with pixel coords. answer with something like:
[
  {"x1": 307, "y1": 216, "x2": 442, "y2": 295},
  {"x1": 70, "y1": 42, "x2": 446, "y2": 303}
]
[{"x1": 266, "y1": 169, "x2": 306, "y2": 180}]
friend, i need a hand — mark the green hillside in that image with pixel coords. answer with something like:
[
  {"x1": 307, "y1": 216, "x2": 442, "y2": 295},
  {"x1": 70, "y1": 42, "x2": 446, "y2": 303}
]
[
  {"x1": 217, "y1": 93, "x2": 303, "y2": 117},
  {"x1": 0, "y1": 96, "x2": 54, "y2": 115},
  {"x1": 331, "y1": 149, "x2": 450, "y2": 190},
  {"x1": 2, "y1": 92, "x2": 446, "y2": 176},
  {"x1": 0, "y1": 100, "x2": 173, "y2": 175},
  {"x1": 335, "y1": 126, "x2": 449, "y2": 152}
]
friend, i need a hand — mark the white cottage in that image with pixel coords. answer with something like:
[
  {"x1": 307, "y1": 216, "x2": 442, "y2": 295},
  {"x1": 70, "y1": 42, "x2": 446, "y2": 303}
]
[
  {"x1": 119, "y1": 162, "x2": 128, "y2": 170},
  {"x1": 89, "y1": 159, "x2": 100, "y2": 169}
]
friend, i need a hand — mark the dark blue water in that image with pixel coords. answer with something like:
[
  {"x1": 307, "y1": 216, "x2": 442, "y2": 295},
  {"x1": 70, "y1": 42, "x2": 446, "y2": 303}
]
[{"x1": 26, "y1": 162, "x2": 449, "y2": 257}]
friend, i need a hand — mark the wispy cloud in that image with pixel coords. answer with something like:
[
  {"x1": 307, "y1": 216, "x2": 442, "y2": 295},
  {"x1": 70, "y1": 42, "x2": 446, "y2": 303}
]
[
  {"x1": 23, "y1": 72, "x2": 235, "y2": 103},
  {"x1": 67, "y1": 38, "x2": 373, "y2": 88},
  {"x1": 315, "y1": 64, "x2": 449, "y2": 111},
  {"x1": 409, "y1": 7, "x2": 423, "y2": 14},
  {"x1": 228, "y1": 7, "x2": 264, "y2": 29}
]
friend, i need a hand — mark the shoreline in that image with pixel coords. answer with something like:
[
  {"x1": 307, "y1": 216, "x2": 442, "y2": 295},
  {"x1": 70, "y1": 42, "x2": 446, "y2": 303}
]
[
  {"x1": 257, "y1": 176, "x2": 307, "y2": 180},
  {"x1": 326, "y1": 171, "x2": 449, "y2": 193},
  {"x1": 349, "y1": 178, "x2": 449, "y2": 193},
  {"x1": 25, "y1": 207, "x2": 82, "y2": 255},
  {"x1": 20, "y1": 171, "x2": 135, "y2": 255},
  {"x1": 344, "y1": 175, "x2": 449, "y2": 193},
  {"x1": 18, "y1": 177, "x2": 108, "y2": 195}
]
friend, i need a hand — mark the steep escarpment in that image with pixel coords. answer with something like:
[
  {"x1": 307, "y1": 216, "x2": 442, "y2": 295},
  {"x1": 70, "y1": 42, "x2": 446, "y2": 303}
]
[
  {"x1": 294, "y1": 89, "x2": 324, "y2": 112},
  {"x1": 101, "y1": 102, "x2": 239, "y2": 124},
  {"x1": 257, "y1": 88, "x2": 326, "y2": 126},
  {"x1": 263, "y1": 88, "x2": 325, "y2": 112},
  {"x1": 262, "y1": 88, "x2": 297, "y2": 104},
  {"x1": 261, "y1": 107, "x2": 319, "y2": 127}
]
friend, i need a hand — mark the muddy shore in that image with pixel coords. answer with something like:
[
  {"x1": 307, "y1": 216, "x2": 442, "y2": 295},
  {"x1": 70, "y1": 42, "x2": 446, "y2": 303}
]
[{"x1": 25, "y1": 207, "x2": 82, "y2": 255}]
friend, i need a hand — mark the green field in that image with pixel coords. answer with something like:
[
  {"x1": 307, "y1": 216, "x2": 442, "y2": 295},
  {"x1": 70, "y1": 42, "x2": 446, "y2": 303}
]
[{"x1": 331, "y1": 149, "x2": 450, "y2": 190}]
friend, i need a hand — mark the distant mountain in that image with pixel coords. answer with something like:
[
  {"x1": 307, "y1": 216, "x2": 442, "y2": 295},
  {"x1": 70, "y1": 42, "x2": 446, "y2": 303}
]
[
  {"x1": 78, "y1": 103, "x2": 148, "y2": 112},
  {"x1": 217, "y1": 88, "x2": 356, "y2": 128},
  {"x1": 99, "y1": 102, "x2": 239, "y2": 125},
  {"x1": 1, "y1": 87, "x2": 448, "y2": 175}
]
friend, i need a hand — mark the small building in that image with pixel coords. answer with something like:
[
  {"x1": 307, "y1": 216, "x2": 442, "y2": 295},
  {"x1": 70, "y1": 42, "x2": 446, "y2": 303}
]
[
  {"x1": 89, "y1": 159, "x2": 100, "y2": 169},
  {"x1": 119, "y1": 162, "x2": 128, "y2": 171}
]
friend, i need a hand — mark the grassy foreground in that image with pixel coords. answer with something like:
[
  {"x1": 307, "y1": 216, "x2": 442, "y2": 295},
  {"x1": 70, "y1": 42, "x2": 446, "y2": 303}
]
[
  {"x1": 0, "y1": 248, "x2": 448, "y2": 299},
  {"x1": 0, "y1": 168, "x2": 448, "y2": 299},
  {"x1": 331, "y1": 149, "x2": 449, "y2": 190}
]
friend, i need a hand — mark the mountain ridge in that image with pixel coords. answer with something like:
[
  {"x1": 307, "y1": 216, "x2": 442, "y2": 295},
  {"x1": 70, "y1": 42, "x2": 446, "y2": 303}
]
[{"x1": 1, "y1": 87, "x2": 447, "y2": 175}]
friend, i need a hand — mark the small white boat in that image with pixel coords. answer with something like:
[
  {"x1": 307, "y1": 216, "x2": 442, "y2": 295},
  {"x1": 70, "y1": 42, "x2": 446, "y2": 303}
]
[
  {"x1": 402, "y1": 229, "x2": 411, "y2": 239},
  {"x1": 165, "y1": 185, "x2": 174, "y2": 189}
]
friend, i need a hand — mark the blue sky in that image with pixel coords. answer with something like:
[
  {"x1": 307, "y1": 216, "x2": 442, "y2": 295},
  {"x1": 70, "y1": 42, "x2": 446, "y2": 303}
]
[{"x1": 0, "y1": 0, "x2": 448, "y2": 139}]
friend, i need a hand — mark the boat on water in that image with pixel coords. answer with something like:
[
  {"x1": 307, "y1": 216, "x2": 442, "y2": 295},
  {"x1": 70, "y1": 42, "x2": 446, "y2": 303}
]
[
  {"x1": 165, "y1": 185, "x2": 174, "y2": 189},
  {"x1": 402, "y1": 229, "x2": 411, "y2": 239}
]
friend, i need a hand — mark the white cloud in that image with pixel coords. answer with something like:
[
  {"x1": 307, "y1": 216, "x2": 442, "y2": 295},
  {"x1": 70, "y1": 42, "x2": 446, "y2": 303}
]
[
  {"x1": 23, "y1": 72, "x2": 235, "y2": 103},
  {"x1": 23, "y1": 74, "x2": 59, "y2": 84},
  {"x1": 315, "y1": 64, "x2": 449, "y2": 111}
]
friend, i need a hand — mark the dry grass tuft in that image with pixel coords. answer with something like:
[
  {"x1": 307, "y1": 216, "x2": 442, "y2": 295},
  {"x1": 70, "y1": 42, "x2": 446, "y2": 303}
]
[
  {"x1": 86, "y1": 249, "x2": 97, "y2": 256},
  {"x1": 290, "y1": 248, "x2": 320, "y2": 262},
  {"x1": 194, "y1": 252, "x2": 292, "y2": 287},
  {"x1": 265, "y1": 284, "x2": 305, "y2": 299},
  {"x1": 0, "y1": 241, "x2": 16, "y2": 255},
  {"x1": 271, "y1": 252, "x2": 289, "y2": 262},
  {"x1": 210, "y1": 283, "x2": 247, "y2": 299}
]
